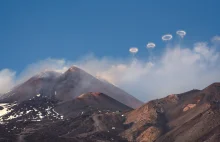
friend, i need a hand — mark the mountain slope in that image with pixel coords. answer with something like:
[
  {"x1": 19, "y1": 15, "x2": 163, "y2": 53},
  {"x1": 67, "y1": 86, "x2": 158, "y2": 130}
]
[
  {"x1": 121, "y1": 82, "x2": 220, "y2": 142},
  {"x1": 54, "y1": 92, "x2": 131, "y2": 118},
  {"x1": 1, "y1": 68, "x2": 220, "y2": 142},
  {"x1": 0, "y1": 92, "x2": 131, "y2": 142}
]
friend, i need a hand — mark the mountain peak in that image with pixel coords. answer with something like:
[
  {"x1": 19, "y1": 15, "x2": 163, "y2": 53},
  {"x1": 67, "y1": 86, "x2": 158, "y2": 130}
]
[
  {"x1": 0, "y1": 66, "x2": 143, "y2": 108},
  {"x1": 203, "y1": 82, "x2": 220, "y2": 93}
]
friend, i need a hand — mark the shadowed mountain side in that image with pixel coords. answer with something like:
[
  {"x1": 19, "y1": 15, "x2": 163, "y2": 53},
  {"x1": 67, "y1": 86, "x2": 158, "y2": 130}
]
[
  {"x1": 54, "y1": 92, "x2": 132, "y2": 118},
  {"x1": 0, "y1": 71, "x2": 61, "y2": 103}
]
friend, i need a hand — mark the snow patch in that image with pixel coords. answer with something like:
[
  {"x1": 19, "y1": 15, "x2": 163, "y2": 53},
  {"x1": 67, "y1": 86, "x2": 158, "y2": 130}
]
[{"x1": 36, "y1": 94, "x2": 41, "y2": 97}]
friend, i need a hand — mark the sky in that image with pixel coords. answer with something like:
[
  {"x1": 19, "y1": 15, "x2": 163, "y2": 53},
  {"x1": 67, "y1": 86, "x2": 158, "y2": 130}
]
[{"x1": 0, "y1": 0, "x2": 220, "y2": 101}]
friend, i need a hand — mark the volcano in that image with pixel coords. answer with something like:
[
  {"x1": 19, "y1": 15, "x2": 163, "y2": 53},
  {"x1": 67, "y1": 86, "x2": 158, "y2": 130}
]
[
  {"x1": 0, "y1": 67, "x2": 220, "y2": 142},
  {"x1": 0, "y1": 66, "x2": 143, "y2": 109}
]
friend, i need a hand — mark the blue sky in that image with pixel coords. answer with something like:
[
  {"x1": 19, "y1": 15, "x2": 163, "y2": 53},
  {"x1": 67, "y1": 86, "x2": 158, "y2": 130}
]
[{"x1": 1, "y1": 0, "x2": 220, "y2": 73}]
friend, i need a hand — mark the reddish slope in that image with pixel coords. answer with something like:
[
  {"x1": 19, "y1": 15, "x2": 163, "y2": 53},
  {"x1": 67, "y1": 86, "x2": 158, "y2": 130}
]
[{"x1": 121, "y1": 83, "x2": 220, "y2": 142}]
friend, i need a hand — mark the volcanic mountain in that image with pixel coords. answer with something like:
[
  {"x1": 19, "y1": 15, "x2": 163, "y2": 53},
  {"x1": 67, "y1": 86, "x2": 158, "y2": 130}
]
[
  {"x1": 1, "y1": 66, "x2": 220, "y2": 142},
  {"x1": 0, "y1": 66, "x2": 143, "y2": 108}
]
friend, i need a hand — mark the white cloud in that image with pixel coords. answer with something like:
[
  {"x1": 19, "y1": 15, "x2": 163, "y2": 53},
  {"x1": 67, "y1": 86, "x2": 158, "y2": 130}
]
[
  {"x1": 0, "y1": 37, "x2": 220, "y2": 101},
  {"x1": 212, "y1": 35, "x2": 220, "y2": 43},
  {"x1": 0, "y1": 69, "x2": 16, "y2": 94},
  {"x1": 16, "y1": 58, "x2": 68, "y2": 83},
  {"x1": 76, "y1": 42, "x2": 220, "y2": 101}
]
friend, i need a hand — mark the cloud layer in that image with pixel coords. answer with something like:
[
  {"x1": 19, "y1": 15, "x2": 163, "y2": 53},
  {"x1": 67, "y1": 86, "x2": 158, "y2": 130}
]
[{"x1": 0, "y1": 38, "x2": 220, "y2": 102}]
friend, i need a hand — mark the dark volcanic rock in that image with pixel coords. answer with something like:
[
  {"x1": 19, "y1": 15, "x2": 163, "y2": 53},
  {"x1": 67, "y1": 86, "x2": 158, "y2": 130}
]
[{"x1": 0, "y1": 92, "x2": 132, "y2": 142}]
